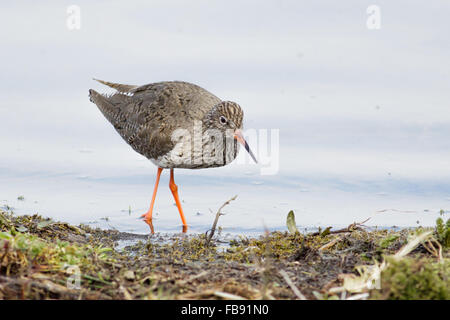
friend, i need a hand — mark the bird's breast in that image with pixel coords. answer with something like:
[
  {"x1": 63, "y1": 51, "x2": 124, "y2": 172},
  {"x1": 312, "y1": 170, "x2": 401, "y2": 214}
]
[{"x1": 150, "y1": 129, "x2": 239, "y2": 169}]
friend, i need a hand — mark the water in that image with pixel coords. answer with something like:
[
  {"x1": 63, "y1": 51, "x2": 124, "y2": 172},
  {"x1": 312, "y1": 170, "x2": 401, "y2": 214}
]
[{"x1": 1, "y1": 1, "x2": 449, "y2": 235}]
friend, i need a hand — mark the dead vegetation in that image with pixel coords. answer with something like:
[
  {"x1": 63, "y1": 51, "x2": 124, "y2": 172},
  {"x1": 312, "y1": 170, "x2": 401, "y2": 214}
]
[{"x1": 0, "y1": 208, "x2": 448, "y2": 300}]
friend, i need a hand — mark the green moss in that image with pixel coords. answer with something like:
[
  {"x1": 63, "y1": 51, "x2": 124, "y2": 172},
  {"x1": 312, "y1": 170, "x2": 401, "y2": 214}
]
[
  {"x1": 435, "y1": 217, "x2": 450, "y2": 248},
  {"x1": 372, "y1": 257, "x2": 450, "y2": 300},
  {"x1": 223, "y1": 232, "x2": 305, "y2": 262},
  {"x1": 0, "y1": 229, "x2": 114, "y2": 275},
  {"x1": 378, "y1": 234, "x2": 400, "y2": 249},
  {"x1": 1, "y1": 209, "x2": 449, "y2": 300}
]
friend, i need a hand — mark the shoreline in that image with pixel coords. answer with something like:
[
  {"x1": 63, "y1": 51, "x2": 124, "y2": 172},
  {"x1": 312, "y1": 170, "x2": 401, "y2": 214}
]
[{"x1": 0, "y1": 209, "x2": 448, "y2": 300}]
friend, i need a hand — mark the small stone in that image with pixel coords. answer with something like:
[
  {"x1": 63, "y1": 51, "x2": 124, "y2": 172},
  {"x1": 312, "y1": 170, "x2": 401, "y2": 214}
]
[{"x1": 124, "y1": 270, "x2": 135, "y2": 281}]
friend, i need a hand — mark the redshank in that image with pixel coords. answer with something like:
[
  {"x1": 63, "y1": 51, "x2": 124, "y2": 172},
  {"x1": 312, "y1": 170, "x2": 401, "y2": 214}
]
[{"x1": 89, "y1": 79, "x2": 257, "y2": 232}]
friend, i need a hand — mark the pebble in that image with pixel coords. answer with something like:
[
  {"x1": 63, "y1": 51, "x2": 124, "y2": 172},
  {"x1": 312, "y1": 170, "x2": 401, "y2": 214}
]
[{"x1": 124, "y1": 270, "x2": 135, "y2": 281}]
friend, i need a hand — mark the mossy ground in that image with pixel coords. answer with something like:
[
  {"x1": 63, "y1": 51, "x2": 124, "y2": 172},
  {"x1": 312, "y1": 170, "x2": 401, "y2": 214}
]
[{"x1": 0, "y1": 209, "x2": 448, "y2": 300}]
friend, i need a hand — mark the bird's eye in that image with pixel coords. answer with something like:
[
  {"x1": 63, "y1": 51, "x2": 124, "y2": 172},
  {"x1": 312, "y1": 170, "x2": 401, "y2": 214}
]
[{"x1": 219, "y1": 116, "x2": 227, "y2": 124}]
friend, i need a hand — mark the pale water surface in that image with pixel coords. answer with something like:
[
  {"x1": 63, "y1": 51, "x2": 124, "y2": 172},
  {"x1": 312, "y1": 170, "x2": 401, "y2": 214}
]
[{"x1": 1, "y1": 1, "x2": 449, "y2": 235}]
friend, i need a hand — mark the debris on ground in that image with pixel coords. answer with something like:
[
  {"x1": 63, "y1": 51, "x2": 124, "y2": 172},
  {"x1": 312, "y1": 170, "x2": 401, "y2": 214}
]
[{"x1": 0, "y1": 209, "x2": 448, "y2": 300}]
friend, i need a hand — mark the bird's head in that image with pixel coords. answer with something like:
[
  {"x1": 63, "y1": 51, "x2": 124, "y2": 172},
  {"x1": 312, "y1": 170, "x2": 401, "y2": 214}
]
[{"x1": 204, "y1": 101, "x2": 257, "y2": 163}]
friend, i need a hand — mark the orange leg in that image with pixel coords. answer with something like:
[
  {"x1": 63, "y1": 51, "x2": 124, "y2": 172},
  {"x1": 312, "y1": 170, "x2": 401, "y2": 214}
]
[
  {"x1": 140, "y1": 167, "x2": 163, "y2": 222},
  {"x1": 169, "y1": 169, "x2": 188, "y2": 228}
]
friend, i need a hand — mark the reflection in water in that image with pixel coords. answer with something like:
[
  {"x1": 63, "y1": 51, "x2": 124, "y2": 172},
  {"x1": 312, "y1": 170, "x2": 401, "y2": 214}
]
[
  {"x1": 142, "y1": 216, "x2": 188, "y2": 234},
  {"x1": 143, "y1": 218, "x2": 155, "y2": 234},
  {"x1": 0, "y1": 163, "x2": 448, "y2": 236}
]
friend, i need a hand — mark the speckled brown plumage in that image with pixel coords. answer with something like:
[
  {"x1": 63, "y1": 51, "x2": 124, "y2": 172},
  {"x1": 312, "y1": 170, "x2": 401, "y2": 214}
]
[
  {"x1": 89, "y1": 79, "x2": 244, "y2": 168},
  {"x1": 89, "y1": 79, "x2": 257, "y2": 231}
]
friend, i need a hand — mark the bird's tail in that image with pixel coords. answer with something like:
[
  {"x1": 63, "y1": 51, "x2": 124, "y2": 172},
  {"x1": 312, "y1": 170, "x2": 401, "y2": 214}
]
[
  {"x1": 93, "y1": 78, "x2": 138, "y2": 93},
  {"x1": 88, "y1": 88, "x2": 124, "y2": 125}
]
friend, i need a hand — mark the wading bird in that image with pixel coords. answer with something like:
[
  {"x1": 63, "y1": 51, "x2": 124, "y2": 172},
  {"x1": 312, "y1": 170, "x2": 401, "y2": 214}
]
[{"x1": 89, "y1": 79, "x2": 257, "y2": 232}]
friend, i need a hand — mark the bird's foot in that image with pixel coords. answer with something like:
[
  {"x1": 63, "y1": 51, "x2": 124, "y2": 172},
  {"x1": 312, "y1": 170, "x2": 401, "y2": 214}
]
[
  {"x1": 141, "y1": 215, "x2": 155, "y2": 234},
  {"x1": 140, "y1": 207, "x2": 154, "y2": 220}
]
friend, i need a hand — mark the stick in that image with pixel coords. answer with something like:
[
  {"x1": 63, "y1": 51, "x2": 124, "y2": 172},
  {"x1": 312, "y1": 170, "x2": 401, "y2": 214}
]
[
  {"x1": 177, "y1": 270, "x2": 209, "y2": 285},
  {"x1": 214, "y1": 291, "x2": 246, "y2": 300},
  {"x1": 205, "y1": 195, "x2": 237, "y2": 245},
  {"x1": 347, "y1": 293, "x2": 369, "y2": 300},
  {"x1": 279, "y1": 270, "x2": 307, "y2": 300},
  {"x1": 310, "y1": 217, "x2": 371, "y2": 236},
  {"x1": 119, "y1": 285, "x2": 132, "y2": 300},
  {"x1": 319, "y1": 236, "x2": 342, "y2": 251},
  {"x1": 0, "y1": 275, "x2": 81, "y2": 299}
]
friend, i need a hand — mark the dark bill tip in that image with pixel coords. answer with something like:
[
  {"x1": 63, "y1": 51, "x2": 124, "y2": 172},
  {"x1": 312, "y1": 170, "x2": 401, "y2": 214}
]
[
  {"x1": 234, "y1": 129, "x2": 258, "y2": 164},
  {"x1": 244, "y1": 140, "x2": 258, "y2": 164}
]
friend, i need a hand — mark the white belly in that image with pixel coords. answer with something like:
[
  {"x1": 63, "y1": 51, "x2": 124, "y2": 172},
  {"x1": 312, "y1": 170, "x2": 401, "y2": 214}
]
[{"x1": 150, "y1": 134, "x2": 240, "y2": 169}]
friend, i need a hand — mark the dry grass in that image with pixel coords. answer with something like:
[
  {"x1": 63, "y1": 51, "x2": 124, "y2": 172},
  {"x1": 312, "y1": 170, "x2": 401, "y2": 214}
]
[{"x1": 0, "y1": 209, "x2": 448, "y2": 300}]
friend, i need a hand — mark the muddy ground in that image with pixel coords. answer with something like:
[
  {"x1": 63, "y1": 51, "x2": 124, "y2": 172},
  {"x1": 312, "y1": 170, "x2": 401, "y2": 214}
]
[{"x1": 0, "y1": 209, "x2": 448, "y2": 300}]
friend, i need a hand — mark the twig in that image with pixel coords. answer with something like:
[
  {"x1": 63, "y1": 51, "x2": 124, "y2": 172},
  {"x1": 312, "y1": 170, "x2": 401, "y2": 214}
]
[
  {"x1": 205, "y1": 195, "x2": 237, "y2": 245},
  {"x1": 319, "y1": 236, "x2": 342, "y2": 251},
  {"x1": 260, "y1": 223, "x2": 272, "y2": 299},
  {"x1": 310, "y1": 217, "x2": 371, "y2": 236},
  {"x1": 346, "y1": 293, "x2": 369, "y2": 300},
  {"x1": 177, "y1": 270, "x2": 209, "y2": 285},
  {"x1": 328, "y1": 230, "x2": 434, "y2": 295},
  {"x1": 422, "y1": 237, "x2": 443, "y2": 262},
  {"x1": 214, "y1": 291, "x2": 246, "y2": 300},
  {"x1": 119, "y1": 285, "x2": 132, "y2": 300},
  {"x1": 279, "y1": 270, "x2": 307, "y2": 300},
  {"x1": 0, "y1": 275, "x2": 81, "y2": 299}
]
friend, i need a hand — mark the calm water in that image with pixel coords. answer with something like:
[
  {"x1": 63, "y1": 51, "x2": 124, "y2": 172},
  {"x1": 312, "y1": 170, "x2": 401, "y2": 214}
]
[{"x1": 1, "y1": 1, "x2": 449, "y2": 235}]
